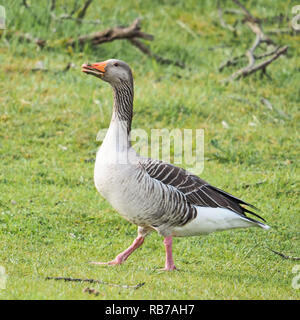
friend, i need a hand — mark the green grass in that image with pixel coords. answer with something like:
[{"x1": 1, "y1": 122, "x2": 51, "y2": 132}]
[{"x1": 0, "y1": 0, "x2": 299, "y2": 299}]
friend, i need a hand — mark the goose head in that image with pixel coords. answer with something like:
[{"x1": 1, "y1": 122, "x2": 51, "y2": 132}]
[{"x1": 81, "y1": 59, "x2": 133, "y2": 87}]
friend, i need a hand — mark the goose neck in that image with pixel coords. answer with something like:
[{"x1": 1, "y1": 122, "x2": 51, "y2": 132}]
[{"x1": 111, "y1": 81, "x2": 134, "y2": 134}]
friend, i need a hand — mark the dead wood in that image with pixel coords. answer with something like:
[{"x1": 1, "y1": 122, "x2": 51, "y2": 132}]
[
  {"x1": 267, "y1": 248, "x2": 300, "y2": 261},
  {"x1": 45, "y1": 276, "x2": 145, "y2": 289},
  {"x1": 11, "y1": 17, "x2": 183, "y2": 68},
  {"x1": 50, "y1": 0, "x2": 56, "y2": 12},
  {"x1": 232, "y1": 0, "x2": 258, "y2": 23},
  {"x1": 227, "y1": 46, "x2": 287, "y2": 81},
  {"x1": 66, "y1": 18, "x2": 153, "y2": 47},
  {"x1": 217, "y1": 0, "x2": 237, "y2": 32},
  {"x1": 219, "y1": 0, "x2": 288, "y2": 81}
]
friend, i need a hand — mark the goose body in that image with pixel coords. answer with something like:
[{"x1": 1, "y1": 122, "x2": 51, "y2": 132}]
[{"x1": 82, "y1": 59, "x2": 270, "y2": 270}]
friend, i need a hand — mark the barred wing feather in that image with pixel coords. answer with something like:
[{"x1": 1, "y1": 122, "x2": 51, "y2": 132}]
[{"x1": 141, "y1": 159, "x2": 265, "y2": 223}]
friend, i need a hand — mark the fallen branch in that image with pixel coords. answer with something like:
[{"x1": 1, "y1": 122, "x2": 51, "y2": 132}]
[
  {"x1": 219, "y1": 53, "x2": 244, "y2": 72},
  {"x1": 45, "y1": 276, "x2": 145, "y2": 290},
  {"x1": 219, "y1": 46, "x2": 281, "y2": 72},
  {"x1": 67, "y1": 18, "x2": 153, "y2": 47},
  {"x1": 8, "y1": 17, "x2": 183, "y2": 68},
  {"x1": 232, "y1": 0, "x2": 258, "y2": 23},
  {"x1": 219, "y1": 0, "x2": 288, "y2": 81},
  {"x1": 227, "y1": 45, "x2": 287, "y2": 81},
  {"x1": 68, "y1": 18, "x2": 184, "y2": 66},
  {"x1": 11, "y1": 18, "x2": 149, "y2": 48},
  {"x1": 218, "y1": 0, "x2": 237, "y2": 32},
  {"x1": 267, "y1": 248, "x2": 300, "y2": 261}
]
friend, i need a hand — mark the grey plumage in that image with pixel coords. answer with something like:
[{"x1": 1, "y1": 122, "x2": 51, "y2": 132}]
[
  {"x1": 140, "y1": 158, "x2": 266, "y2": 226},
  {"x1": 82, "y1": 58, "x2": 269, "y2": 243}
]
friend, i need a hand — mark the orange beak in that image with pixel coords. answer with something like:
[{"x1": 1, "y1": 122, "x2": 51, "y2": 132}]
[{"x1": 81, "y1": 61, "x2": 107, "y2": 77}]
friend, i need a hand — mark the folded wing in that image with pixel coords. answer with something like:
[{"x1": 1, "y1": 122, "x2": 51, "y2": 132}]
[{"x1": 141, "y1": 158, "x2": 265, "y2": 223}]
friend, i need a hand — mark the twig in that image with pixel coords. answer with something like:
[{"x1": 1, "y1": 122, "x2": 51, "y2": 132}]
[
  {"x1": 75, "y1": 0, "x2": 93, "y2": 20},
  {"x1": 226, "y1": 46, "x2": 287, "y2": 81},
  {"x1": 129, "y1": 38, "x2": 185, "y2": 68},
  {"x1": 254, "y1": 46, "x2": 280, "y2": 59},
  {"x1": 261, "y1": 97, "x2": 290, "y2": 119},
  {"x1": 218, "y1": 0, "x2": 237, "y2": 32},
  {"x1": 246, "y1": 21, "x2": 274, "y2": 45},
  {"x1": 232, "y1": 0, "x2": 258, "y2": 23},
  {"x1": 50, "y1": 0, "x2": 56, "y2": 11},
  {"x1": 261, "y1": 98, "x2": 273, "y2": 110},
  {"x1": 219, "y1": 47, "x2": 281, "y2": 72},
  {"x1": 176, "y1": 20, "x2": 198, "y2": 38},
  {"x1": 241, "y1": 180, "x2": 267, "y2": 189},
  {"x1": 219, "y1": 54, "x2": 244, "y2": 71},
  {"x1": 220, "y1": 0, "x2": 288, "y2": 81},
  {"x1": 45, "y1": 276, "x2": 145, "y2": 289},
  {"x1": 267, "y1": 248, "x2": 300, "y2": 261}
]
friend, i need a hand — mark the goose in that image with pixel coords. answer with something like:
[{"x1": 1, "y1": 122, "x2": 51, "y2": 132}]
[{"x1": 81, "y1": 59, "x2": 270, "y2": 271}]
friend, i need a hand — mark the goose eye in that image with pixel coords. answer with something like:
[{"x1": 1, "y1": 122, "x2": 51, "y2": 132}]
[{"x1": 114, "y1": 63, "x2": 119, "y2": 67}]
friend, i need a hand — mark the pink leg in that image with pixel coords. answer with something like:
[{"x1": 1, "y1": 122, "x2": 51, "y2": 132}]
[
  {"x1": 161, "y1": 236, "x2": 177, "y2": 271},
  {"x1": 90, "y1": 235, "x2": 144, "y2": 266}
]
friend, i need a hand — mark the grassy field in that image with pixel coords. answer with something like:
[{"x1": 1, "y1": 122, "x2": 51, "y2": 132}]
[{"x1": 0, "y1": 0, "x2": 299, "y2": 299}]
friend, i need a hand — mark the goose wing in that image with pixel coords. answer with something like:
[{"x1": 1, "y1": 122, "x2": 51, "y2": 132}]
[{"x1": 140, "y1": 158, "x2": 265, "y2": 222}]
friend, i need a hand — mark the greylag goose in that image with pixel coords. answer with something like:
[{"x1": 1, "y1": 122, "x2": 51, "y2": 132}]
[{"x1": 81, "y1": 59, "x2": 270, "y2": 271}]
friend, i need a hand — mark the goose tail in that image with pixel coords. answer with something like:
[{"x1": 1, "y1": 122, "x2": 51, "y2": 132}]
[{"x1": 241, "y1": 215, "x2": 271, "y2": 230}]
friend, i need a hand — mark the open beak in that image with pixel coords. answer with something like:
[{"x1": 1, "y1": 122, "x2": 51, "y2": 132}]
[{"x1": 81, "y1": 61, "x2": 107, "y2": 78}]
